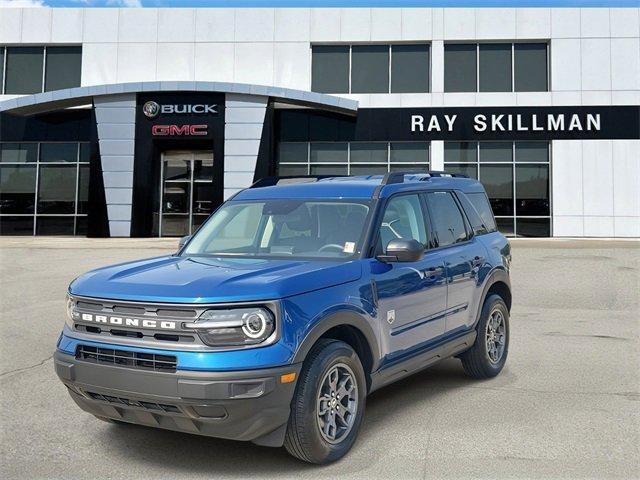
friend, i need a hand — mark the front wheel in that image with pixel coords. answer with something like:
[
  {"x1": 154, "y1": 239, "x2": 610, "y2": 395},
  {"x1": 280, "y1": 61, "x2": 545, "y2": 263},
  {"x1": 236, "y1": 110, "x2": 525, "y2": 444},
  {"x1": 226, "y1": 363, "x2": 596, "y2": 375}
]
[
  {"x1": 460, "y1": 294, "x2": 510, "y2": 379},
  {"x1": 284, "y1": 339, "x2": 366, "y2": 464}
]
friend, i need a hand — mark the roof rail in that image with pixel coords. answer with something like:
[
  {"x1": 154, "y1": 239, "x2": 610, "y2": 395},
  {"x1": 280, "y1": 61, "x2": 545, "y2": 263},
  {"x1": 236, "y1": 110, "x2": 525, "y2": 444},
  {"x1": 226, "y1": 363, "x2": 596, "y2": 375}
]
[
  {"x1": 373, "y1": 170, "x2": 469, "y2": 198},
  {"x1": 380, "y1": 171, "x2": 468, "y2": 185},
  {"x1": 250, "y1": 175, "x2": 348, "y2": 188}
]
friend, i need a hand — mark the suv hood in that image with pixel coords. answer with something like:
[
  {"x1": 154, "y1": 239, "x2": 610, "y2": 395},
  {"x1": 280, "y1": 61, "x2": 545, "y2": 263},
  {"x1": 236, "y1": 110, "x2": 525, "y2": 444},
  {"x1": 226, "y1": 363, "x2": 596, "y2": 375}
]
[{"x1": 69, "y1": 255, "x2": 362, "y2": 304}]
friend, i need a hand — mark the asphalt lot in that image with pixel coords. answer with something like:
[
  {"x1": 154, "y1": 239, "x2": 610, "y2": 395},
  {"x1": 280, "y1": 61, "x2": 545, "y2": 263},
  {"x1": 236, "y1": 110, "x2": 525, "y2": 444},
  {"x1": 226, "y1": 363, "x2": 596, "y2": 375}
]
[{"x1": 0, "y1": 237, "x2": 638, "y2": 479}]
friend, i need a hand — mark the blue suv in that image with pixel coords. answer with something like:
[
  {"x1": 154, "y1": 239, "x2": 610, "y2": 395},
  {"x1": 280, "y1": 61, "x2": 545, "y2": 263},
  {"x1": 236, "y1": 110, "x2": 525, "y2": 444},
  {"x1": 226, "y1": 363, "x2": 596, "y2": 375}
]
[{"x1": 55, "y1": 172, "x2": 511, "y2": 464}]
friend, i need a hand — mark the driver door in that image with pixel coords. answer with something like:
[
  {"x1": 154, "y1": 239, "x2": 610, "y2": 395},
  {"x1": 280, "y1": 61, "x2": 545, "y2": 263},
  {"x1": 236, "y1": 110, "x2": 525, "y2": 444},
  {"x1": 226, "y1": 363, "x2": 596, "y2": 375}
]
[{"x1": 371, "y1": 194, "x2": 448, "y2": 365}]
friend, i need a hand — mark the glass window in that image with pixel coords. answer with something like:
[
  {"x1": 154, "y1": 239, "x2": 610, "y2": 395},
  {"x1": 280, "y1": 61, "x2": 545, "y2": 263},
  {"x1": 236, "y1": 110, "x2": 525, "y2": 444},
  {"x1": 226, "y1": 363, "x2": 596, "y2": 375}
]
[
  {"x1": 516, "y1": 164, "x2": 550, "y2": 216},
  {"x1": 36, "y1": 216, "x2": 75, "y2": 235},
  {"x1": 515, "y1": 142, "x2": 548, "y2": 163},
  {"x1": 45, "y1": 46, "x2": 82, "y2": 92},
  {"x1": 278, "y1": 143, "x2": 308, "y2": 163},
  {"x1": 5, "y1": 47, "x2": 44, "y2": 94},
  {"x1": 278, "y1": 164, "x2": 308, "y2": 176},
  {"x1": 466, "y1": 192, "x2": 497, "y2": 233},
  {"x1": 0, "y1": 143, "x2": 38, "y2": 163},
  {"x1": 350, "y1": 142, "x2": 387, "y2": 164},
  {"x1": 37, "y1": 165, "x2": 77, "y2": 214},
  {"x1": 456, "y1": 192, "x2": 488, "y2": 236},
  {"x1": 185, "y1": 200, "x2": 370, "y2": 259},
  {"x1": 496, "y1": 218, "x2": 514, "y2": 236},
  {"x1": 0, "y1": 216, "x2": 34, "y2": 236},
  {"x1": 310, "y1": 143, "x2": 348, "y2": 163},
  {"x1": 40, "y1": 143, "x2": 78, "y2": 163},
  {"x1": 391, "y1": 44, "x2": 429, "y2": 93},
  {"x1": 0, "y1": 165, "x2": 37, "y2": 214},
  {"x1": 516, "y1": 218, "x2": 550, "y2": 237},
  {"x1": 310, "y1": 164, "x2": 347, "y2": 176},
  {"x1": 480, "y1": 165, "x2": 513, "y2": 216},
  {"x1": 444, "y1": 44, "x2": 476, "y2": 92},
  {"x1": 445, "y1": 164, "x2": 477, "y2": 179},
  {"x1": 389, "y1": 164, "x2": 428, "y2": 173},
  {"x1": 514, "y1": 43, "x2": 547, "y2": 92},
  {"x1": 350, "y1": 164, "x2": 388, "y2": 176},
  {"x1": 425, "y1": 191, "x2": 469, "y2": 247},
  {"x1": 77, "y1": 165, "x2": 90, "y2": 214},
  {"x1": 390, "y1": 142, "x2": 429, "y2": 164},
  {"x1": 79, "y1": 143, "x2": 91, "y2": 163},
  {"x1": 479, "y1": 44, "x2": 512, "y2": 92},
  {"x1": 480, "y1": 142, "x2": 512, "y2": 163},
  {"x1": 445, "y1": 142, "x2": 476, "y2": 163},
  {"x1": 351, "y1": 45, "x2": 389, "y2": 94},
  {"x1": 312, "y1": 46, "x2": 349, "y2": 94},
  {"x1": 380, "y1": 194, "x2": 427, "y2": 252}
]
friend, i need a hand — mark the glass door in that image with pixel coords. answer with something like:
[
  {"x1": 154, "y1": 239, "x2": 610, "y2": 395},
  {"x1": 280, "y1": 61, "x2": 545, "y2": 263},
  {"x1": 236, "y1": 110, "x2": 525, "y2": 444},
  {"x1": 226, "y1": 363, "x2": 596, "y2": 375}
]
[{"x1": 159, "y1": 151, "x2": 214, "y2": 237}]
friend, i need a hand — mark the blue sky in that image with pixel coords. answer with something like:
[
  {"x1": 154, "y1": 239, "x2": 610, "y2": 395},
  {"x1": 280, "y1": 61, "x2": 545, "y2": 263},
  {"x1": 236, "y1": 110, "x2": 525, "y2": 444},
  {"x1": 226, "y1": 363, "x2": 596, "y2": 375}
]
[{"x1": 2, "y1": 0, "x2": 639, "y2": 8}]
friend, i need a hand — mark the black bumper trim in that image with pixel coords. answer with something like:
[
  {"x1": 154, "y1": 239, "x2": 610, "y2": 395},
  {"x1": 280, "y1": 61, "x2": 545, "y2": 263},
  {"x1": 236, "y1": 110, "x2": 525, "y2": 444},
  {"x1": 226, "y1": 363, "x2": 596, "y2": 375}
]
[{"x1": 54, "y1": 351, "x2": 301, "y2": 444}]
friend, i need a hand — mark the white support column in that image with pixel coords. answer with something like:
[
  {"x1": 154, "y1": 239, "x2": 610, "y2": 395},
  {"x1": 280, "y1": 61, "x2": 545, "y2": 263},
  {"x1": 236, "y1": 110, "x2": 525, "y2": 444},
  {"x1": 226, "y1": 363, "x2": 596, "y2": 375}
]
[
  {"x1": 94, "y1": 94, "x2": 136, "y2": 237},
  {"x1": 431, "y1": 140, "x2": 444, "y2": 171},
  {"x1": 223, "y1": 94, "x2": 268, "y2": 200}
]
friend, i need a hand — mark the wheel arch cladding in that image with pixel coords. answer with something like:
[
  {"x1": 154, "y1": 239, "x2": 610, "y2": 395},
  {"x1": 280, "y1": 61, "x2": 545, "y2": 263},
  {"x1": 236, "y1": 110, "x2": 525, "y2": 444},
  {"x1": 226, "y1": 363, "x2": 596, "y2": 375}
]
[
  {"x1": 292, "y1": 311, "x2": 379, "y2": 392},
  {"x1": 477, "y1": 268, "x2": 512, "y2": 323}
]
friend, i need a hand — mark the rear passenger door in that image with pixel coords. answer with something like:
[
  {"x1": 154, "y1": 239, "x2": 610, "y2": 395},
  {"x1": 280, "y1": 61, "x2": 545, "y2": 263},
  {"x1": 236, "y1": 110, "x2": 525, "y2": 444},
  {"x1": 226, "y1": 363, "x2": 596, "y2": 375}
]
[{"x1": 424, "y1": 191, "x2": 486, "y2": 334}]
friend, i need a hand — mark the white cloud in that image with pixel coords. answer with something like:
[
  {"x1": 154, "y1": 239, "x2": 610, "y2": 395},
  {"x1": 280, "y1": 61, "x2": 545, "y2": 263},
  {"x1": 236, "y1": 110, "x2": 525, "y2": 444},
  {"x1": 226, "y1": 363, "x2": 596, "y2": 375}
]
[
  {"x1": 0, "y1": 0, "x2": 45, "y2": 7},
  {"x1": 106, "y1": 0, "x2": 143, "y2": 6}
]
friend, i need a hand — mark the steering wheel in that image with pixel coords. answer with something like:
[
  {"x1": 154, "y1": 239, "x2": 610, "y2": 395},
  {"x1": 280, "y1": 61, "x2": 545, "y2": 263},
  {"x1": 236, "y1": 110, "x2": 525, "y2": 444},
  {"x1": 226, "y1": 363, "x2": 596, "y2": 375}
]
[{"x1": 319, "y1": 243, "x2": 344, "y2": 252}]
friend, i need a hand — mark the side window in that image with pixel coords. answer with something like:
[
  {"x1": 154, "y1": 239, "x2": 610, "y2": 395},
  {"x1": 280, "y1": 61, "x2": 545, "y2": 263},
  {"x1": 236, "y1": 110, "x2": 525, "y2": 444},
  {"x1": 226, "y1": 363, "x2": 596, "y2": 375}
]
[
  {"x1": 425, "y1": 191, "x2": 470, "y2": 247},
  {"x1": 467, "y1": 192, "x2": 497, "y2": 233},
  {"x1": 379, "y1": 194, "x2": 427, "y2": 253},
  {"x1": 456, "y1": 191, "x2": 489, "y2": 236}
]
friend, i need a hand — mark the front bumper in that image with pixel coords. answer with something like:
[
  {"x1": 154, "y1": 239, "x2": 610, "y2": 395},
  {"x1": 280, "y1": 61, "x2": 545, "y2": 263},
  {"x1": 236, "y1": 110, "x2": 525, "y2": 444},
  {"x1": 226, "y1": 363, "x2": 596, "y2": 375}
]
[{"x1": 54, "y1": 351, "x2": 301, "y2": 446}]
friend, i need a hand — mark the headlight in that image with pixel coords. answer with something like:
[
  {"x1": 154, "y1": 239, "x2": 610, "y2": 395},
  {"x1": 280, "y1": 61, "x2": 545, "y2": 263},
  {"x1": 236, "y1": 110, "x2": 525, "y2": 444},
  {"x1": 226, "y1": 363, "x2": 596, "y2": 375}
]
[
  {"x1": 184, "y1": 307, "x2": 275, "y2": 347},
  {"x1": 65, "y1": 293, "x2": 79, "y2": 328}
]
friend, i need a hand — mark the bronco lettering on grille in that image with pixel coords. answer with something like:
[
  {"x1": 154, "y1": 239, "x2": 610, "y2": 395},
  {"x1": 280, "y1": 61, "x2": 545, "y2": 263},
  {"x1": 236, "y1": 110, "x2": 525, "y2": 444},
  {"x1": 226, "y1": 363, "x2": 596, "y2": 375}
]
[{"x1": 79, "y1": 313, "x2": 177, "y2": 330}]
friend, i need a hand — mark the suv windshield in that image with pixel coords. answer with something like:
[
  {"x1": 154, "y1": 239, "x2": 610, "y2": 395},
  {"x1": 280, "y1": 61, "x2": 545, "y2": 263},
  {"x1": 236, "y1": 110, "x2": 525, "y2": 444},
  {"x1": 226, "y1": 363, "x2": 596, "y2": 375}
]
[{"x1": 182, "y1": 199, "x2": 371, "y2": 259}]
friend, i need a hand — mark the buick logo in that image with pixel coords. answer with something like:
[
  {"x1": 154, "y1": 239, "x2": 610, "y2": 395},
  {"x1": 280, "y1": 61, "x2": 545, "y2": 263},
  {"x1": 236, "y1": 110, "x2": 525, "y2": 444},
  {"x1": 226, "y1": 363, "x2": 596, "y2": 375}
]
[{"x1": 143, "y1": 101, "x2": 160, "y2": 119}]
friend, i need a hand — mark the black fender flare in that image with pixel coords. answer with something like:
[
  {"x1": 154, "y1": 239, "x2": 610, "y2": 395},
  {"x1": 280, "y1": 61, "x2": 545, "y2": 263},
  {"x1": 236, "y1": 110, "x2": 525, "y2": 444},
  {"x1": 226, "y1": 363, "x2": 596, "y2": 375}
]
[
  {"x1": 292, "y1": 310, "x2": 381, "y2": 372},
  {"x1": 473, "y1": 267, "x2": 511, "y2": 327}
]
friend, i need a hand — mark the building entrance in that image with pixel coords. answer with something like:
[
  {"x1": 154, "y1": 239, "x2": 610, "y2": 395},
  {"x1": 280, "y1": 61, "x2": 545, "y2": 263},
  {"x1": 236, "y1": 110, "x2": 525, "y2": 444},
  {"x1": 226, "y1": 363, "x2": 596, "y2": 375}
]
[{"x1": 158, "y1": 150, "x2": 214, "y2": 237}]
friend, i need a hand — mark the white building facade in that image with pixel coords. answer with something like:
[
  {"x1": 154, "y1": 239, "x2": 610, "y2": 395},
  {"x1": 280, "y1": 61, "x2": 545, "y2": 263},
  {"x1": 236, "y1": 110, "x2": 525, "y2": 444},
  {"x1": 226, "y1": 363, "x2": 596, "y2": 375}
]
[{"x1": 0, "y1": 7, "x2": 638, "y2": 237}]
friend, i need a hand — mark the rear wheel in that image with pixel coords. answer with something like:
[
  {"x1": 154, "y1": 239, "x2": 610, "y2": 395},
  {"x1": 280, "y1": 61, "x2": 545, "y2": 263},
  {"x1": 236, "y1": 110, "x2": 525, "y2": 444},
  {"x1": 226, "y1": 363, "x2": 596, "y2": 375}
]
[
  {"x1": 460, "y1": 294, "x2": 510, "y2": 379},
  {"x1": 284, "y1": 339, "x2": 366, "y2": 464}
]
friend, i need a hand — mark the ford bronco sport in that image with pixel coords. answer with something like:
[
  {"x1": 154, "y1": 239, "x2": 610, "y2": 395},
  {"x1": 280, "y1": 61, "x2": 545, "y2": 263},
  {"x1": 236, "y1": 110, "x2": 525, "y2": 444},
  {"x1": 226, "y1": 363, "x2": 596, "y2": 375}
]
[{"x1": 55, "y1": 172, "x2": 512, "y2": 464}]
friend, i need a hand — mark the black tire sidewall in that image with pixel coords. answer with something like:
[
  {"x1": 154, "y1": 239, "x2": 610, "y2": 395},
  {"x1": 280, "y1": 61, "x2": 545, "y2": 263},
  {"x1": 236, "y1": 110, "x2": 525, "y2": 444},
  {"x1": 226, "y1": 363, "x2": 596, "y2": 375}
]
[{"x1": 292, "y1": 340, "x2": 366, "y2": 463}]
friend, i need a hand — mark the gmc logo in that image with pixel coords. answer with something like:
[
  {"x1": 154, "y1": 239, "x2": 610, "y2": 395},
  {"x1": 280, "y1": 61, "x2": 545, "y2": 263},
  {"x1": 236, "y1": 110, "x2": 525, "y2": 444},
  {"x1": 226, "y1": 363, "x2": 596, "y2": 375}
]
[{"x1": 152, "y1": 124, "x2": 208, "y2": 136}]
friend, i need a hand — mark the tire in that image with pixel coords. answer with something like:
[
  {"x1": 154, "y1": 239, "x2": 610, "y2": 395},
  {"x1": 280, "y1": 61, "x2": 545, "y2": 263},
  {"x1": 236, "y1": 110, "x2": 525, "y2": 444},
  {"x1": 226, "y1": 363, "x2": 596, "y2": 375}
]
[
  {"x1": 460, "y1": 294, "x2": 510, "y2": 379},
  {"x1": 284, "y1": 339, "x2": 366, "y2": 464}
]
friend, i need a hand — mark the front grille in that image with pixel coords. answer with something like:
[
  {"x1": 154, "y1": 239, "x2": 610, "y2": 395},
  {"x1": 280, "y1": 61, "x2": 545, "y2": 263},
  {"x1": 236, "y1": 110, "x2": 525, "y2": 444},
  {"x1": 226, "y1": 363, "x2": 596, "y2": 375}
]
[
  {"x1": 86, "y1": 391, "x2": 180, "y2": 413},
  {"x1": 76, "y1": 345, "x2": 177, "y2": 373}
]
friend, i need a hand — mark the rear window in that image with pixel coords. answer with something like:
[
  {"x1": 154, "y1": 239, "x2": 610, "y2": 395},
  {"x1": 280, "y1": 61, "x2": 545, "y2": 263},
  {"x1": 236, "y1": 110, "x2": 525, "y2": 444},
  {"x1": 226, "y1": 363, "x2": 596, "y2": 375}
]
[{"x1": 466, "y1": 192, "x2": 497, "y2": 233}]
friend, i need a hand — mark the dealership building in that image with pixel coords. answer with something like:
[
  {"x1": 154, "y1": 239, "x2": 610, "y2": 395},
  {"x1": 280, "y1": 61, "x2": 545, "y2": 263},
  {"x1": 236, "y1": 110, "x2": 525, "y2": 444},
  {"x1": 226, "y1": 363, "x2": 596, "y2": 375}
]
[{"x1": 0, "y1": 6, "x2": 638, "y2": 238}]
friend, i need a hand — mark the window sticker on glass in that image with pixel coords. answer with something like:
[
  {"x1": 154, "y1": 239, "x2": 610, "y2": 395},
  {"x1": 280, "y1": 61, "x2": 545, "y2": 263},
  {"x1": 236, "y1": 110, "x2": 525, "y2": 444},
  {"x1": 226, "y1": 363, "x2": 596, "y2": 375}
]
[{"x1": 343, "y1": 242, "x2": 356, "y2": 254}]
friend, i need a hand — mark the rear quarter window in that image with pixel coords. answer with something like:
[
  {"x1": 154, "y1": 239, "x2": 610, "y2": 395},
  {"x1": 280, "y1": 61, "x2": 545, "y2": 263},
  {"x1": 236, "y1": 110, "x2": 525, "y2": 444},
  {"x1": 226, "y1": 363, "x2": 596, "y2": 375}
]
[{"x1": 466, "y1": 192, "x2": 497, "y2": 233}]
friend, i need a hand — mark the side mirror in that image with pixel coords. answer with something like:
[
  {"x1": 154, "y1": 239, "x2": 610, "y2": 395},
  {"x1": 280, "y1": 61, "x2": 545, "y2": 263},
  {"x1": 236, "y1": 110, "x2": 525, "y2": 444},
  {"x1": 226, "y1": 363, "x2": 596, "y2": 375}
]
[
  {"x1": 377, "y1": 239, "x2": 425, "y2": 263},
  {"x1": 178, "y1": 235, "x2": 191, "y2": 249}
]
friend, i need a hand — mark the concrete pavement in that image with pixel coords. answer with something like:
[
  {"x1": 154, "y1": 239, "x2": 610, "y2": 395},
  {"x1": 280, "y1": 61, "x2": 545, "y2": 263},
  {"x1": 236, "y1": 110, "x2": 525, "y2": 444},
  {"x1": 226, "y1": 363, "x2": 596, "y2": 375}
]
[{"x1": 1, "y1": 237, "x2": 638, "y2": 479}]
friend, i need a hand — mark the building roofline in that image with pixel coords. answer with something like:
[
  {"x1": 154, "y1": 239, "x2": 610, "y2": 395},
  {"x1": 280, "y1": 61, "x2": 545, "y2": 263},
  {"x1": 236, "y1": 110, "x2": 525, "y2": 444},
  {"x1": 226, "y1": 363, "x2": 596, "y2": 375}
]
[{"x1": 0, "y1": 81, "x2": 359, "y2": 116}]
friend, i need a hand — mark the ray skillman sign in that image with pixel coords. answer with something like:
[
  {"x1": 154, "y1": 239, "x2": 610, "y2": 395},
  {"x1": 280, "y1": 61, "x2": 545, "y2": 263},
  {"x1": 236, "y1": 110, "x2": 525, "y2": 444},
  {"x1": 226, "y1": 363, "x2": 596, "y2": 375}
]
[{"x1": 355, "y1": 106, "x2": 640, "y2": 141}]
